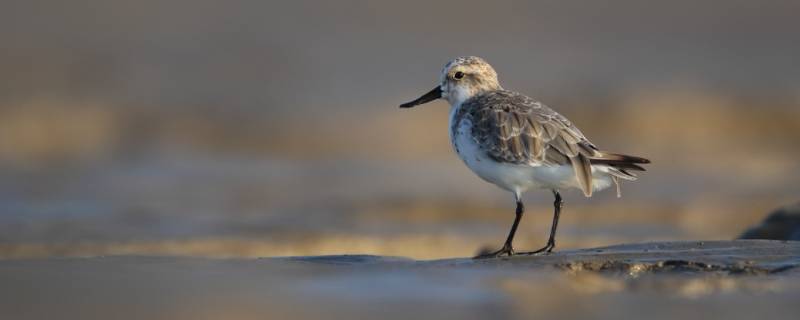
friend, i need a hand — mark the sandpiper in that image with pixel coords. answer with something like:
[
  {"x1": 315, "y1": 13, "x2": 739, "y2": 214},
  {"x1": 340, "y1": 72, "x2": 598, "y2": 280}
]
[{"x1": 400, "y1": 56, "x2": 649, "y2": 259}]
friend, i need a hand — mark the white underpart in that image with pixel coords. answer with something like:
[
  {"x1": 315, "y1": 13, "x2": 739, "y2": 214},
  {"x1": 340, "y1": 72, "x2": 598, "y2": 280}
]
[
  {"x1": 448, "y1": 103, "x2": 615, "y2": 197},
  {"x1": 441, "y1": 80, "x2": 473, "y2": 107}
]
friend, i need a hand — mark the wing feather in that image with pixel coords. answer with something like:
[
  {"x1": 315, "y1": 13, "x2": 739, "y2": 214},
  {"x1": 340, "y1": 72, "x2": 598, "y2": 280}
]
[
  {"x1": 570, "y1": 153, "x2": 594, "y2": 197},
  {"x1": 460, "y1": 91, "x2": 598, "y2": 196},
  {"x1": 457, "y1": 90, "x2": 648, "y2": 197}
]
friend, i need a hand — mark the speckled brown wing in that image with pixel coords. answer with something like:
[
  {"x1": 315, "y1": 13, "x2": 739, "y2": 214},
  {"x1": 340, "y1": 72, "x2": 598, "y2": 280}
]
[{"x1": 461, "y1": 90, "x2": 600, "y2": 196}]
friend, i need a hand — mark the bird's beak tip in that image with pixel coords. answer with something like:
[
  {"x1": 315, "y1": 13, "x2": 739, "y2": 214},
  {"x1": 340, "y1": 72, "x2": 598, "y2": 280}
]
[{"x1": 399, "y1": 86, "x2": 442, "y2": 109}]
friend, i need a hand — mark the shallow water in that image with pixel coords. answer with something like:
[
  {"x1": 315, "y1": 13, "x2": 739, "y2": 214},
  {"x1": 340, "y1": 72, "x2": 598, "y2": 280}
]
[{"x1": 1, "y1": 152, "x2": 795, "y2": 259}]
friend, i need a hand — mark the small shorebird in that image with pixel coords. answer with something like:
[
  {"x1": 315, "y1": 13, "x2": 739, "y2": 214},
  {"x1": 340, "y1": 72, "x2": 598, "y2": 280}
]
[{"x1": 400, "y1": 56, "x2": 649, "y2": 259}]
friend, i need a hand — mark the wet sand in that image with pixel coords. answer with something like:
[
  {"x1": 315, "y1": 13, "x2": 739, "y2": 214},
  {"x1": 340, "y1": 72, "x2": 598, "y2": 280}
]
[{"x1": 1, "y1": 240, "x2": 798, "y2": 320}]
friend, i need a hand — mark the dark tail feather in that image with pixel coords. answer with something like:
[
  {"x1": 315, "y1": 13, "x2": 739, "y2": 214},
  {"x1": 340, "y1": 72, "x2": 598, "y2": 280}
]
[
  {"x1": 593, "y1": 162, "x2": 647, "y2": 171},
  {"x1": 590, "y1": 152, "x2": 650, "y2": 171}
]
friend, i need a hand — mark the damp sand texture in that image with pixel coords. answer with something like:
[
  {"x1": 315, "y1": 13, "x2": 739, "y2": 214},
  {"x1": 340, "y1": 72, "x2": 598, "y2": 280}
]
[{"x1": 1, "y1": 240, "x2": 799, "y2": 320}]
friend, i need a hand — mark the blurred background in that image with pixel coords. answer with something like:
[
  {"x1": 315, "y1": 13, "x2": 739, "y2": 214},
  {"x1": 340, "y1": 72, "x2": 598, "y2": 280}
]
[{"x1": 0, "y1": 0, "x2": 798, "y2": 259}]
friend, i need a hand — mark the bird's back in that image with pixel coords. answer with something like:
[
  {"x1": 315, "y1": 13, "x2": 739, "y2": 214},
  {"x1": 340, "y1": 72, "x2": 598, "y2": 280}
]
[{"x1": 452, "y1": 90, "x2": 649, "y2": 196}]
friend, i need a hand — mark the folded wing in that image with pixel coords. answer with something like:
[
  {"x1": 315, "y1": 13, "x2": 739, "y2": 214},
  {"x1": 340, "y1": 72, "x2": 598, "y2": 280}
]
[{"x1": 463, "y1": 91, "x2": 649, "y2": 197}]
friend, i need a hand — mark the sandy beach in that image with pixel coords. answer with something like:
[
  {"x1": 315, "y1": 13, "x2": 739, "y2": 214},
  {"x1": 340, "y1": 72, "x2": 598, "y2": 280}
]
[{"x1": 2, "y1": 240, "x2": 798, "y2": 320}]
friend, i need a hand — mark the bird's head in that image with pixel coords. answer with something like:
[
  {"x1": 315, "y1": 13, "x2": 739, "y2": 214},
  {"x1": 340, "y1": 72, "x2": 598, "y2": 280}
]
[{"x1": 400, "y1": 56, "x2": 501, "y2": 109}]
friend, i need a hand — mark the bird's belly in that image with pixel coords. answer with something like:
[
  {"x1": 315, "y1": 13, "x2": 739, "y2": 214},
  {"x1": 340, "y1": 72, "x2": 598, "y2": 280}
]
[{"x1": 451, "y1": 119, "x2": 539, "y2": 193}]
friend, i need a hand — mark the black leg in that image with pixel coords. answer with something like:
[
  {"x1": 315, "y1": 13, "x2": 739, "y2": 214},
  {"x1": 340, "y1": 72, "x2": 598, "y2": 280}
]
[
  {"x1": 473, "y1": 200, "x2": 524, "y2": 259},
  {"x1": 521, "y1": 190, "x2": 563, "y2": 255}
]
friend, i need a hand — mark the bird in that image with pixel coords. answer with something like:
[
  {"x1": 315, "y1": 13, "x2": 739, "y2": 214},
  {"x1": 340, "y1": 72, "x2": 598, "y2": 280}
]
[{"x1": 399, "y1": 56, "x2": 650, "y2": 259}]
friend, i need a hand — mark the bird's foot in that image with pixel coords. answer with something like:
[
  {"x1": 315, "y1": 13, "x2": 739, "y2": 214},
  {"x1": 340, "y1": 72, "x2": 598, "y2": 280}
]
[
  {"x1": 518, "y1": 242, "x2": 555, "y2": 256},
  {"x1": 473, "y1": 244, "x2": 515, "y2": 259}
]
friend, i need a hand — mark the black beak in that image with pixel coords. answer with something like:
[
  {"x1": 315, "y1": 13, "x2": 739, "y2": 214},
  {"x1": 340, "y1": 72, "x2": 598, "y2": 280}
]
[{"x1": 399, "y1": 86, "x2": 442, "y2": 108}]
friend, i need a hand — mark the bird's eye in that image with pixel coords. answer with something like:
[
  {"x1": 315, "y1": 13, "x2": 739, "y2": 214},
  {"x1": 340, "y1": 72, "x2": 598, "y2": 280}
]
[{"x1": 453, "y1": 71, "x2": 465, "y2": 80}]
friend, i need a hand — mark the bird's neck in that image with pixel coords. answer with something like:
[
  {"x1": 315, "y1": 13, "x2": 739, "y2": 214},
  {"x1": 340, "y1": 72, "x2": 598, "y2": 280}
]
[{"x1": 447, "y1": 85, "x2": 501, "y2": 108}]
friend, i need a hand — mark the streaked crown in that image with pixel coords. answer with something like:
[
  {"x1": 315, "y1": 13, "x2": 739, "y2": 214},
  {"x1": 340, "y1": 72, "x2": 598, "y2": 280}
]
[{"x1": 440, "y1": 56, "x2": 502, "y2": 106}]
